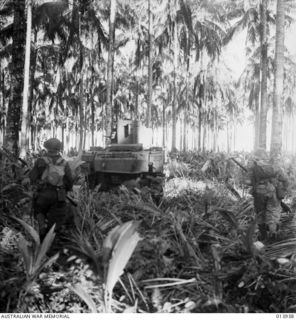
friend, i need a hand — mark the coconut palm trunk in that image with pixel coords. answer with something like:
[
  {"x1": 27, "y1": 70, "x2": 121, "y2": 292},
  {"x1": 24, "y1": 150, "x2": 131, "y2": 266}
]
[
  {"x1": 162, "y1": 103, "x2": 166, "y2": 148},
  {"x1": 259, "y1": 0, "x2": 268, "y2": 150},
  {"x1": 0, "y1": 64, "x2": 4, "y2": 144},
  {"x1": 78, "y1": 7, "x2": 84, "y2": 156},
  {"x1": 270, "y1": 0, "x2": 285, "y2": 158},
  {"x1": 198, "y1": 106, "x2": 202, "y2": 150},
  {"x1": 90, "y1": 55, "x2": 95, "y2": 147},
  {"x1": 147, "y1": 0, "x2": 152, "y2": 128},
  {"x1": 254, "y1": 93, "x2": 260, "y2": 149},
  {"x1": 4, "y1": 0, "x2": 26, "y2": 156},
  {"x1": 183, "y1": 59, "x2": 189, "y2": 152},
  {"x1": 29, "y1": 30, "x2": 38, "y2": 152},
  {"x1": 105, "y1": 0, "x2": 117, "y2": 147},
  {"x1": 20, "y1": 0, "x2": 32, "y2": 158},
  {"x1": 171, "y1": 22, "x2": 178, "y2": 152}
]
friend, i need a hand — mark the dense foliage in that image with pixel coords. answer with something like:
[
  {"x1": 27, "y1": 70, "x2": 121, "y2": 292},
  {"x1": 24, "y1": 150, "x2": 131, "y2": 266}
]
[{"x1": 1, "y1": 150, "x2": 296, "y2": 313}]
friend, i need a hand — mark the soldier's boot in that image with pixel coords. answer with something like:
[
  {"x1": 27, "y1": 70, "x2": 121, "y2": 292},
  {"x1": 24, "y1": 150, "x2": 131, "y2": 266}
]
[{"x1": 258, "y1": 223, "x2": 268, "y2": 241}]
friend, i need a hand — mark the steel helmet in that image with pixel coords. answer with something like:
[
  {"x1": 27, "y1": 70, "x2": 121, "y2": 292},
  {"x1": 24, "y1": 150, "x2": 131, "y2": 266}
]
[{"x1": 43, "y1": 138, "x2": 62, "y2": 154}]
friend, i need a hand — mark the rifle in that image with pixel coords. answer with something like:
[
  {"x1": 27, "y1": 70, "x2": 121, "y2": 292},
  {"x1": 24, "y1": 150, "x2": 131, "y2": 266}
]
[
  {"x1": 66, "y1": 194, "x2": 78, "y2": 207},
  {"x1": 229, "y1": 157, "x2": 248, "y2": 172},
  {"x1": 229, "y1": 157, "x2": 291, "y2": 213}
]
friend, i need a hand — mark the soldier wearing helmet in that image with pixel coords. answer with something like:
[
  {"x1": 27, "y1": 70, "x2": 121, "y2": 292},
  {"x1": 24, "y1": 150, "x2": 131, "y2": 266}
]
[
  {"x1": 28, "y1": 138, "x2": 73, "y2": 240},
  {"x1": 43, "y1": 138, "x2": 63, "y2": 155},
  {"x1": 248, "y1": 148, "x2": 289, "y2": 241}
]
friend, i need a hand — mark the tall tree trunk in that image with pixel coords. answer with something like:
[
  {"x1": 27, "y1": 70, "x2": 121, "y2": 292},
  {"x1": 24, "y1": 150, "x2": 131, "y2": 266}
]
[
  {"x1": 0, "y1": 66, "x2": 3, "y2": 144},
  {"x1": 227, "y1": 122, "x2": 230, "y2": 153},
  {"x1": 20, "y1": 0, "x2": 32, "y2": 158},
  {"x1": 78, "y1": 14, "x2": 84, "y2": 156},
  {"x1": 183, "y1": 107, "x2": 187, "y2": 152},
  {"x1": 213, "y1": 112, "x2": 217, "y2": 152},
  {"x1": 162, "y1": 103, "x2": 166, "y2": 148},
  {"x1": 254, "y1": 95, "x2": 260, "y2": 149},
  {"x1": 105, "y1": 0, "x2": 117, "y2": 147},
  {"x1": 83, "y1": 102, "x2": 87, "y2": 151},
  {"x1": 198, "y1": 107, "x2": 202, "y2": 150},
  {"x1": 65, "y1": 117, "x2": 69, "y2": 152},
  {"x1": 259, "y1": 0, "x2": 268, "y2": 150},
  {"x1": 171, "y1": 22, "x2": 178, "y2": 152},
  {"x1": 183, "y1": 65, "x2": 189, "y2": 152},
  {"x1": 183, "y1": 33, "x2": 190, "y2": 152},
  {"x1": 51, "y1": 123, "x2": 55, "y2": 138},
  {"x1": 135, "y1": 81, "x2": 139, "y2": 120},
  {"x1": 61, "y1": 125, "x2": 65, "y2": 153},
  {"x1": 202, "y1": 122, "x2": 206, "y2": 152},
  {"x1": 29, "y1": 30, "x2": 38, "y2": 152},
  {"x1": 34, "y1": 125, "x2": 38, "y2": 151},
  {"x1": 179, "y1": 115, "x2": 183, "y2": 151},
  {"x1": 193, "y1": 121, "x2": 196, "y2": 150},
  {"x1": 292, "y1": 113, "x2": 296, "y2": 153},
  {"x1": 91, "y1": 100, "x2": 95, "y2": 147},
  {"x1": 90, "y1": 55, "x2": 95, "y2": 147},
  {"x1": 147, "y1": 0, "x2": 152, "y2": 128},
  {"x1": 270, "y1": 0, "x2": 285, "y2": 158},
  {"x1": 4, "y1": 0, "x2": 26, "y2": 156}
]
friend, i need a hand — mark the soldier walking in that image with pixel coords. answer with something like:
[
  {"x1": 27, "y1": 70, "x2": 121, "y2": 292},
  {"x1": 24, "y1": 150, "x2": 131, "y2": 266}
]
[
  {"x1": 247, "y1": 149, "x2": 289, "y2": 241},
  {"x1": 27, "y1": 138, "x2": 73, "y2": 240}
]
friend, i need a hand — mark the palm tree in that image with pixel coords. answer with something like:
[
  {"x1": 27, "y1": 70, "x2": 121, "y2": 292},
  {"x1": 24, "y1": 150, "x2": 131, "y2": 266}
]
[
  {"x1": 172, "y1": 16, "x2": 178, "y2": 152},
  {"x1": 259, "y1": 0, "x2": 268, "y2": 150},
  {"x1": 20, "y1": 0, "x2": 32, "y2": 157},
  {"x1": 1, "y1": 0, "x2": 70, "y2": 155},
  {"x1": 105, "y1": 0, "x2": 117, "y2": 147},
  {"x1": 104, "y1": 0, "x2": 138, "y2": 146},
  {"x1": 31, "y1": 0, "x2": 107, "y2": 151},
  {"x1": 270, "y1": 0, "x2": 286, "y2": 158},
  {"x1": 147, "y1": 0, "x2": 152, "y2": 128},
  {"x1": 143, "y1": 0, "x2": 179, "y2": 151},
  {"x1": 4, "y1": 0, "x2": 26, "y2": 156},
  {"x1": 238, "y1": 53, "x2": 261, "y2": 149},
  {"x1": 20, "y1": 0, "x2": 70, "y2": 156},
  {"x1": 223, "y1": 1, "x2": 273, "y2": 151}
]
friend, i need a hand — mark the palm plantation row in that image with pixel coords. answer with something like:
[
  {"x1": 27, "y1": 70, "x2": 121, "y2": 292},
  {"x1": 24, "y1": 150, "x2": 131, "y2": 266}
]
[{"x1": 0, "y1": 0, "x2": 295, "y2": 158}]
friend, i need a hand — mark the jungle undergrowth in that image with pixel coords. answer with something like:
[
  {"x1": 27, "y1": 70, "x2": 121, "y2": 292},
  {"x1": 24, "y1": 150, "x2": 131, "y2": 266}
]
[{"x1": 1, "y1": 151, "x2": 296, "y2": 312}]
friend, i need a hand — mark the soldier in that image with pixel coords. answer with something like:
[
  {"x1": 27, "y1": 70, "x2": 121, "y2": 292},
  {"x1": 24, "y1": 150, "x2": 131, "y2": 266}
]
[
  {"x1": 28, "y1": 138, "x2": 73, "y2": 240},
  {"x1": 248, "y1": 149, "x2": 289, "y2": 241}
]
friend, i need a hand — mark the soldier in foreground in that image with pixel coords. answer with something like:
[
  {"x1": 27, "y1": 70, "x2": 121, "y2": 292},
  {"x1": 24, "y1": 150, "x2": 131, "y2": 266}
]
[
  {"x1": 247, "y1": 149, "x2": 289, "y2": 241},
  {"x1": 28, "y1": 138, "x2": 73, "y2": 240}
]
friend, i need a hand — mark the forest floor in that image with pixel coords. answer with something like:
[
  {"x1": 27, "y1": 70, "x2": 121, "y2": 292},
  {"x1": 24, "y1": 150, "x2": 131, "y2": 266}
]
[{"x1": 1, "y1": 150, "x2": 296, "y2": 313}]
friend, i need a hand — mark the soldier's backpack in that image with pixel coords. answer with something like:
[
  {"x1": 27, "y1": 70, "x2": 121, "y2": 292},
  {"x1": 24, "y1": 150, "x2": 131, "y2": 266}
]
[
  {"x1": 41, "y1": 156, "x2": 66, "y2": 187},
  {"x1": 254, "y1": 160, "x2": 288, "y2": 199},
  {"x1": 253, "y1": 161, "x2": 276, "y2": 181}
]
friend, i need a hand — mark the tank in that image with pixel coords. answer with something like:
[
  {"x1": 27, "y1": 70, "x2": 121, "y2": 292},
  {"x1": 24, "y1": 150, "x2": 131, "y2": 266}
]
[{"x1": 81, "y1": 120, "x2": 165, "y2": 203}]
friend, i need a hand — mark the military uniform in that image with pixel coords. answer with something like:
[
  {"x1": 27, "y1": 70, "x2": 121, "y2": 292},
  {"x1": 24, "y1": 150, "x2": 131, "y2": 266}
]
[
  {"x1": 29, "y1": 138, "x2": 73, "y2": 239},
  {"x1": 248, "y1": 149, "x2": 289, "y2": 240}
]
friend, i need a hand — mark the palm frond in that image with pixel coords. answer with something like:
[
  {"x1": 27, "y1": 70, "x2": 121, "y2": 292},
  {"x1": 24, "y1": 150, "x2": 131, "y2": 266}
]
[
  {"x1": 13, "y1": 217, "x2": 40, "y2": 247},
  {"x1": 220, "y1": 8, "x2": 245, "y2": 23},
  {"x1": 178, "y1": 0, "x2": 193, "y2": 33},
  {"x1": 105, "y1": 221, "x2": 142, "y2": 297},
  {"x1": 70, "y1": 284, "x2": 97, "y2": 313}
]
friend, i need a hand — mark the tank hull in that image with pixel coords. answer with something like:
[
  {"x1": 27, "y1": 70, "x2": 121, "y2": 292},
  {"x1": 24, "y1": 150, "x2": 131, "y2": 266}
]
[{"x1": 81, "y1": 144, "x2": 165, "y2": 200}]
